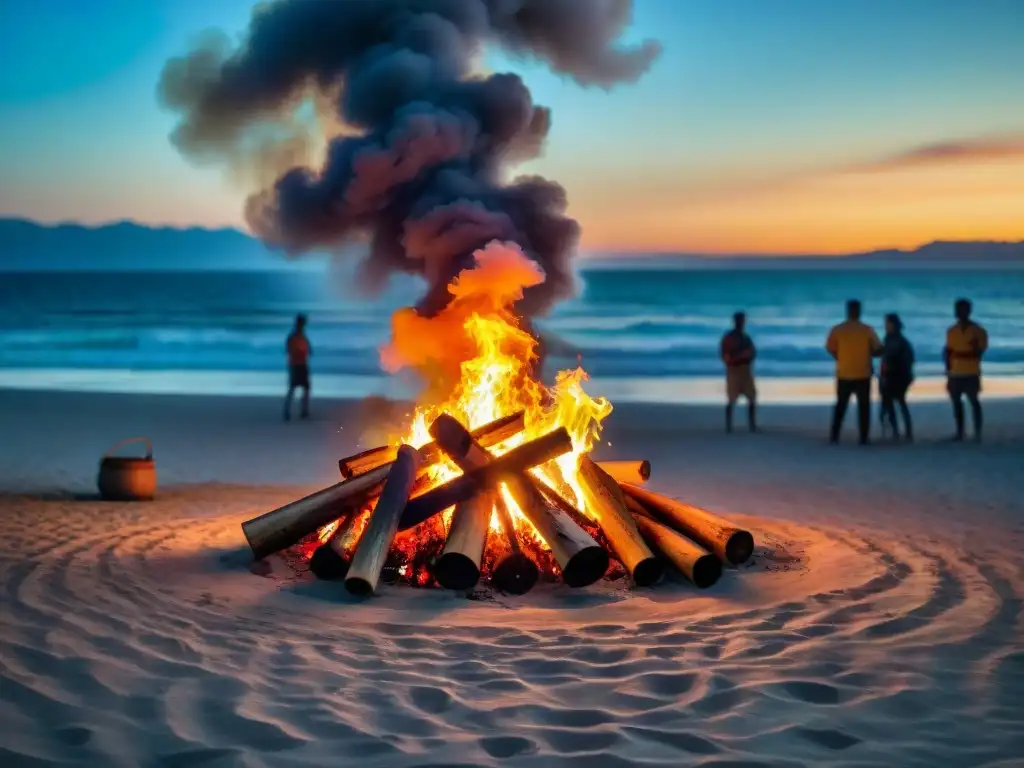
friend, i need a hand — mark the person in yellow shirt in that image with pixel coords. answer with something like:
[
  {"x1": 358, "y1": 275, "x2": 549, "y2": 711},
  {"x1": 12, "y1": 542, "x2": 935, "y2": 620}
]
[
  {"x1": 825, "y1": 299, "x2": 883, "y2": 444},
  {"x1": 944, "y1": 298, "x2": 988, "y2": 441}
]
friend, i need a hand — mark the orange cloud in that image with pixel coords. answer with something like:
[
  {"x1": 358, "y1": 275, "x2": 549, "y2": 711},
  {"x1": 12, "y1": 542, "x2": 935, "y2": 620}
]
[{"x1": 851, "y1": 133, "x2": 1024, "y2": 173}]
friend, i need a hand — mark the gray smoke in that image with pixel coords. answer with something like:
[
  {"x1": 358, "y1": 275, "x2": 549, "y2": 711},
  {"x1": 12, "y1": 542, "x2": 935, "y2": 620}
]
[{"x1": 159, "y1": 0, "x2": 660, "y2": 316}]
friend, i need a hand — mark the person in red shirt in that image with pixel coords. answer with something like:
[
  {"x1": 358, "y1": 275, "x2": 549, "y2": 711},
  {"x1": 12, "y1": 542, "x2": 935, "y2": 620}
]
[{"x1": 284, "y1": 313, "x2": 312, "y2": 421}]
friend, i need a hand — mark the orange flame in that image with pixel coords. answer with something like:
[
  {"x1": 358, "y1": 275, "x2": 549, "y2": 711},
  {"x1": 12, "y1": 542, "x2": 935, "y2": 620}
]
[{"x1": 381, "y1": 240, "x2": 613, "y2": 539}]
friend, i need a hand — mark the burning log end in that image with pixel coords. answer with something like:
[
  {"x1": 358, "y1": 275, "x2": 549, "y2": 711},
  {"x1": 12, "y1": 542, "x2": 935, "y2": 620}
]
[
  {"x1": 491, "y1": 552, "x2": 539, "y2": 595},
  {"x1": 508, "y1": 476, "x2": 608, "y2": 589},
  {"x1": 308, "y1": 514, "x2": 362, "y2": 581},
  {"x1": 560, "y1": 546, "x2": 611, "y2": 588},
  {"x1": 308, "y1": 545, "x2": 350, "y2": 581},
  {"x1": 435, "y1": 493, "x2": 491, "y2": 591},
  {"x1": 597, "y1": 460, "x2": 652, "y2": 484},
  {"x1": 345, "y1": 445, "x2": 423, "y2": 597},
  {"x1": 430, "y1": 413, "x2": 473, "y2": 459}
]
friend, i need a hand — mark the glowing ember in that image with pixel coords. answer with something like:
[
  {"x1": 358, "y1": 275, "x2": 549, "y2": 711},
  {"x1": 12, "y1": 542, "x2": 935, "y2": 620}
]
[{"x1": 316, "y1": 240, "x2": 614, "y2": 586}]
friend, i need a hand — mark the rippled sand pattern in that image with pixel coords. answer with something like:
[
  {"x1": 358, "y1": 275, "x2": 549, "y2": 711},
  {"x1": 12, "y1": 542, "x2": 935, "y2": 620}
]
[{"x1": 1, "y1": 487, "x2": 1022, "y2": 767}]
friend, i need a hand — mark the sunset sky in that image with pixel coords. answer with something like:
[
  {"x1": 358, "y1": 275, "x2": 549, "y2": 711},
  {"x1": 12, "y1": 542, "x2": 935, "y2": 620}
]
[{"x1": 1, "y1": 0, "x2": 1022, "y2": 255}]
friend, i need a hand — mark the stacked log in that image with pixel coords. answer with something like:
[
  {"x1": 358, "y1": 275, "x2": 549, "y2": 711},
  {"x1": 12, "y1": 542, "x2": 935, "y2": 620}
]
[
  {"x1": 241, "y1": 463, "x2": 392, "y2": 560},
  {"x1": 429, "y1": 414, "x2": 608, "y2": 588},
  {"x1": 337, "y1": 412, "x2": 525, "y2": 478},
  {"x1": 308, "y1": 513, "x2": 364, "y2": 580},
  {"x1": 577, "y1": 457, "x2": 663, "y2": 587},
  {"x1": 434, "y1": 492, "x2": 493, "y2": 590},
  {"x1": 345, "y1": 445, "x2": 423, "y2": 596},
  {"x1": 621, "y1": 483, "x2": 754, "y2": 566},
  {"x1": 489, "y1": 493, "x2": 540, "y2": 594},
  {"x1": 244, "y1": 400, "x2": 760, "y2": 598},
  {"x1": 625, "y1": 497, "x2": 721, "y2": 588},
  {"x1": 398, "y1": 426, "x2": 574, "y2": 530}
]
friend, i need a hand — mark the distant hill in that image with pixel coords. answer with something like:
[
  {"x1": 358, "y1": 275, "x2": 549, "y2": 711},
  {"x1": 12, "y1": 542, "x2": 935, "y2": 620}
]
[
  {"x1": 1, "y1": 217, "x2": 1021, "y2": 271},
  {"x1": 0, "y1": 217, "x2": 323, "y2": 271}
]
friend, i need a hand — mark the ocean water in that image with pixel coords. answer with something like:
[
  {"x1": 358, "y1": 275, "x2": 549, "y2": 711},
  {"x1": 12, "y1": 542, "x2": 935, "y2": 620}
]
[{"x1": 1, "y1": 267, "x2": 1022, "y2": 402}]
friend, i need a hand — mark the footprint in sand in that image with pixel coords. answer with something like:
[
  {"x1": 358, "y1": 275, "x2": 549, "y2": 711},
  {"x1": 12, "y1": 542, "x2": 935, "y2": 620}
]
[
  {"x1": 409, "y1": 685, "x2": 453, "y2": 713},
  {"x1": 793, "y1": 726, "x2": 862, "y2": 750},
  {"x1": 779, "y1": 680, "x2": 842, "y2": 705},
  {"x1": 478, "y1": 735, "x2": 537, "y2": 758}
]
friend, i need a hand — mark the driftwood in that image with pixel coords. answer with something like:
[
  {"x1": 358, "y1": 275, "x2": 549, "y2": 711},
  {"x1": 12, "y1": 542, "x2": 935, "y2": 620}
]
[
  {"x1": 621, "y1": 483, "x2": 754, "y2": 566},
  {"x1": 398, "y1": 426, "x2": 573, "y2": 531},
  {"x1": 429, "y1": 414, "x2": 608, "y2": 588},
  {"x1": 345, "y1": 446, "x2": 422, "y2": 596},
  {"x1": 434, "y1": 492, "x2": 493, "y2": 590},
  {"x1": 489, "y1": 492, "x2": 540, "y2": 594},
  {"x1": 627, "y1": 498, "x2": 721, "y2": 588},
  {"x1": 578, "y1": 457, "x2": 662, "y2": 586},
  {"x1": 337, "y1": 411, "x2": 525, "y2": 478},
  {"x1": 596, "y1": 460, "x2": 651, "y2": 485},
  {"x1": 242, "y1": 463, "x2": 390, "y2": 560}
]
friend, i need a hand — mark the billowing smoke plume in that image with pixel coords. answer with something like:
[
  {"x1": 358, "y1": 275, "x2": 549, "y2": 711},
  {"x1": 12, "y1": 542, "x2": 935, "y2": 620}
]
[{"x1": 159, "y1": 0, "x2": 660, "y2": 316}]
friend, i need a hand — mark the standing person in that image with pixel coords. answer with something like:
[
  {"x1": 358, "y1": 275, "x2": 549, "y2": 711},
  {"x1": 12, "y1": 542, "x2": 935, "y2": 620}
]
[
  {"x1": 825, "y1": 299, "x2": 883, "y2": 444},
  {"x1": 944, "y1": 298, "x2": 988, "y2": 441},
  {"x1": 879, "y1": 313, "x2": 915, "y2": 442},
  {"x1": 284, "y1": 313, "x2": 312, "y2": 421},
  {"x1": 720, "y1": 311, "x2": 757, "y2": 433}
]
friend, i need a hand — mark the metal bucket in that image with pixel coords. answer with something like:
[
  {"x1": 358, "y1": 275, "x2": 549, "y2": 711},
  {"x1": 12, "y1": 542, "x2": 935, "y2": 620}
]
[{"x1": 97, "y1": 437, "x2": 157, "y2": 501}]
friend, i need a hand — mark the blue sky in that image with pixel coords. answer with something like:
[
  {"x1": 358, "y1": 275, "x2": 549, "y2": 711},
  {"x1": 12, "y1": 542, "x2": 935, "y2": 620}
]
[{"x1": 1, "y1": 0, "x2": 1022, "y2": 254}]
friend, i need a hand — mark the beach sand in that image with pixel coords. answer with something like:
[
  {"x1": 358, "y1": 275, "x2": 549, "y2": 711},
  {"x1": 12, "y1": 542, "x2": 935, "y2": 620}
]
[{"x1": 1, "y1": 388, "x2": 1022, "y2": 767}]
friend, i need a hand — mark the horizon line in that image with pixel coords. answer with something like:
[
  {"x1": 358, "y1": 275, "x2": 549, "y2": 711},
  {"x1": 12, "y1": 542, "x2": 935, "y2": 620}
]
[{"x1": 2, "y1": 214, "x2": 1022, "y2": 261}]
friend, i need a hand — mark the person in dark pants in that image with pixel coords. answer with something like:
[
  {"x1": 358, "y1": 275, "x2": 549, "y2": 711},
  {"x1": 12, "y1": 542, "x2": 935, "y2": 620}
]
[
  {"x1": 878, "y1": 313, "x2": 915, "y2": 441},
  {"x1": 944, "y1": 298, "x2": 988, "y2": 441},
  {"x1": 719, "y1": 311, "x2": 757, "y2": 433},
  {"x1": 284, "y1": 313, "x2": 312, "y2": 421},
  {"x1": 825, "y1": 299, "x2": 883, "y2": 444}
]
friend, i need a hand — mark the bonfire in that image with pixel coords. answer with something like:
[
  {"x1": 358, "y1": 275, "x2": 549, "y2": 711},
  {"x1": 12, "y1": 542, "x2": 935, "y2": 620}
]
[{"x1": 240, "y1": 242, "x2": 754, "y2": 597}]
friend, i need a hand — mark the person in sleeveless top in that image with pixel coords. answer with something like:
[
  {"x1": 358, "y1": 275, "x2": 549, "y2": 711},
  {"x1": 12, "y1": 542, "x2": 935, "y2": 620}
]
[
  {"x1": 944, "y1": 298, "x2": 988, "y2": 441},
  {"x1": 284, "y1": 313, "x2": 312, "y2": 421}
]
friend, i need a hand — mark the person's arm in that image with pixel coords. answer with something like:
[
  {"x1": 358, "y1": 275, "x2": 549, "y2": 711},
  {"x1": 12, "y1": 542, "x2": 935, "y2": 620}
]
[
  {"x1": 974, "y1": 326, "x2": 988, "y2": 358},
  {"x1": 720, "y1": 335, "x2": 732, "y2": 365},
  {"x1": 942, "y1": 330, "x2": 951, "y2": 373},
  {"x1": 746, "y1": 336, "x2": 757, "y2": 363},
  {"x1": 869, "y1": 328, "x2": 883, "y2": 357},
  {"x1": 825, "y1": 328, "x2": 838, "y2": 359}
]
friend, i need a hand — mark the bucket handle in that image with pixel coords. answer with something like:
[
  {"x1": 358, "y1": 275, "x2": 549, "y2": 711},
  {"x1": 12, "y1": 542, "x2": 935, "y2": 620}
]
[{"x1": 103, "y1": 437, "x2": 153, "y2": 460}]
